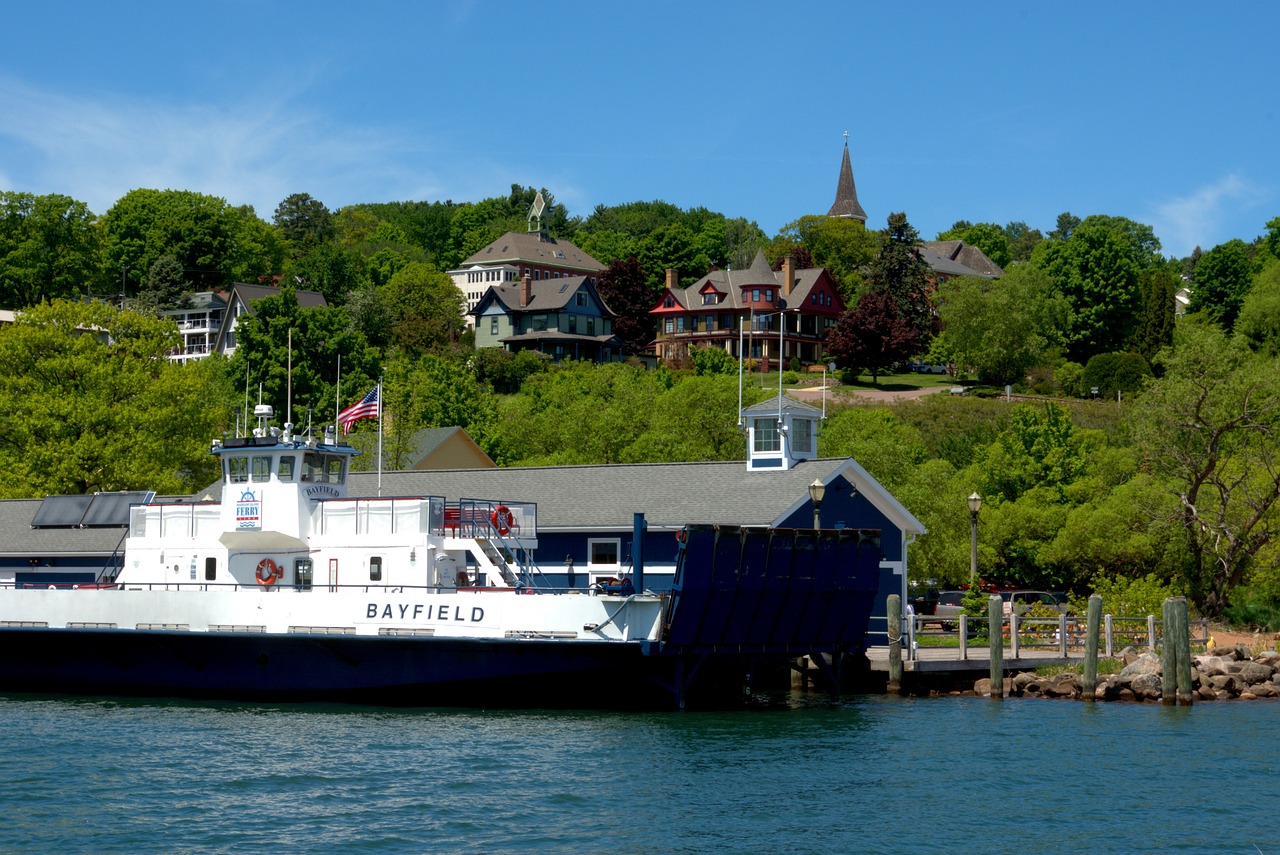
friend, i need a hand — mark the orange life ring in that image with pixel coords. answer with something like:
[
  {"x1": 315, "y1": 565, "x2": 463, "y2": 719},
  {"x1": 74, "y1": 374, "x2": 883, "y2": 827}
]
[
  {"x1": 675, "y1": 528, "x2": 687, "y2": 543},
  {"x1": 490, "y1": 504, "x2": 514, "y2": 536},
  {"x1": 255, "y1": 558, "x2": 281, "y2": 587}
]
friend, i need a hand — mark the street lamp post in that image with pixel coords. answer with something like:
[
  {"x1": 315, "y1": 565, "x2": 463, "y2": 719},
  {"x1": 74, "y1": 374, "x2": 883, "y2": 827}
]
[
  {"x1": 967, "y1": 492, "x2": 982, "y2": 583},
  {"x1": 809, "y1": 479, "x2": 826, "y2": 530}
]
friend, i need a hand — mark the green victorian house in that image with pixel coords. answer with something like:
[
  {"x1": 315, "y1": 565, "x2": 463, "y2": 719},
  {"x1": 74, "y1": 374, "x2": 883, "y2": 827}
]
[{"x1": 469, "y1": 273, "x2": 626, "y2": 364}]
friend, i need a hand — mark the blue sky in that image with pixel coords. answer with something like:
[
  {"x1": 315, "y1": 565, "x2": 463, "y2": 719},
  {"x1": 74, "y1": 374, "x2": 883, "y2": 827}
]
[{"x1": 2, "y1": 2, "x2": 1276, "y2": 259}]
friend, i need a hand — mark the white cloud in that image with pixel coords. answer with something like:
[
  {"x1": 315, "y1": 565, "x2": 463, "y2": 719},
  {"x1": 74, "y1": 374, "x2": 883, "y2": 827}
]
[
  {"x1": 1149, "y1": 174, "x2": 1266, "y2": 257},
  {"x1": 0, "y1": 77, "x2": 435, "y2": 216}
]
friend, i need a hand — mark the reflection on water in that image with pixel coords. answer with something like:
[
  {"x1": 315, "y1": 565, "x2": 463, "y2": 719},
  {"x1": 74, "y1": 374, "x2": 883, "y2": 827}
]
[{"x1": 0, "y1": 692, "x2": 1275, "y2": 854}]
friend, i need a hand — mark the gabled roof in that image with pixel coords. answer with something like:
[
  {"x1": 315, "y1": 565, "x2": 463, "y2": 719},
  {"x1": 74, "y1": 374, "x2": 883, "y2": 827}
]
[
  {"x1": 654, "y1": 256, "x2": 840, "y2": 315},
  {"x1": 470, "y1": 275, "x2": 603, "y2": 316},
  {"x1": 918, "y1": 243, "x2": 1004, "y2": 279},
  {"x1": 406, "y1": 427, "x2": 496, "y2": 470},
  {"x1": 212, "y1": 283, "x2": 328, "y2": 353},
  {"x1": 742, "y1": 394, "x2": 824, "y2": 419},
  {"x1": 827, "y1": 141, "x2": 868, "y2": 222},
  {"x1": 462, "y1": 231, "x2": 605, "y2": 272},
  {"x1": 920, "y1": 241, "x2": 1004, "y2": 278},
  {"x1": 198, "y1": 457, "x2": 924, "y2": 536}
]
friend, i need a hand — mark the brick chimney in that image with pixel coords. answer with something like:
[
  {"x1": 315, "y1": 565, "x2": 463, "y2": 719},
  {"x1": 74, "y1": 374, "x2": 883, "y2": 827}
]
[
  {"x1": 782, "y1": 256, "x2": 796, "y2": 297},
  {"x1": 665, "y1": 268, "x2": 679, "y2": 291},
  {"x1": 521, "y1": 274, "x2": 532, "y2": 308}
]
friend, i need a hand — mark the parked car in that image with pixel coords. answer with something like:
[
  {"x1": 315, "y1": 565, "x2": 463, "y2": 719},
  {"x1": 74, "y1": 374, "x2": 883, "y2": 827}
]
[
  {"x1": 933, "y1": 590, "x2": 966, "y2": 620},
  {"x1": 1000, "y1": 590, "x2": 1069, "y2": 616}
]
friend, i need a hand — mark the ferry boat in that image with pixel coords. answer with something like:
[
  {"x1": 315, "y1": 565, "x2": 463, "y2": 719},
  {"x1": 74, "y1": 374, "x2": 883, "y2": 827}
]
[{"x1": 0, "y1": 414, "x2": 883, "y2": 709}]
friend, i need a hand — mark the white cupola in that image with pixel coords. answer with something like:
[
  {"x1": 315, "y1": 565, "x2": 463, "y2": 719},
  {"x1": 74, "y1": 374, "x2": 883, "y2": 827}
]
[{"x1": 741, "y1": 395, "x2": 823, "y2": 471}]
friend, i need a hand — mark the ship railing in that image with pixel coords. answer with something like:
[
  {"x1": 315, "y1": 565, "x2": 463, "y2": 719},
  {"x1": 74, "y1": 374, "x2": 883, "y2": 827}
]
[
  {"x1": 130, "y1": 502, "x2": 222, "y2": 539},
  {"x1": 316, "y1": 495, "x2": 443, "y2": 537},
  {"x1": 442, "y1": 499, "x2": 537, "y2": 541}
]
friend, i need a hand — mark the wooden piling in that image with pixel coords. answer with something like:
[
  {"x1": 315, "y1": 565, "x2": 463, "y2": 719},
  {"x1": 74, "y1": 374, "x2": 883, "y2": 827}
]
[
  {"x1": 1173, "y1": 597, "x2": 1194, "y2": 706},
  {"x1": 1082, "y1": 593, "x2": 1102, "y2": 700},
  {"x1": 988, "y1": 594, "x2": 1003, "y2": 698},
  {"x1": 886, "y1": 594, "x2": 902, "y2": 695},
  {"x1": 1161, "y1": 598, "x2": 1177, "y2": 705}
]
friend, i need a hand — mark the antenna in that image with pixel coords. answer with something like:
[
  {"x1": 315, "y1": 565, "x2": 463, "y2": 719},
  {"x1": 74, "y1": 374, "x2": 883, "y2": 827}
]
[{"x1": 736, "y1": 317, "x2": 744, "y2": 430}]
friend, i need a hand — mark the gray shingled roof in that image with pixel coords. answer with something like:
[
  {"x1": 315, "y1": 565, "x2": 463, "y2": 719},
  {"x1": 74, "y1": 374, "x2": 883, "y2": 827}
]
[
  {"x1": 341, "y1": 458, "x2": 885, "y2": 532},
  {"x1": 0, "y1": 499, "x2": 130, "y2": 558},
  {"x1": 463, "y1": 231, "x2": 605, "y2": 272},
  {"x1": 480, "y1": 275, "x2": 590, "y2": 313},
  {"x1": 920, "y1": 241, "x2": 1004, "y2": 278}
]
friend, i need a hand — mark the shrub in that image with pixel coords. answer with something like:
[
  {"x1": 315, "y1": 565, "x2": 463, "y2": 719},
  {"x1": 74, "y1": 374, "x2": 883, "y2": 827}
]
[
  {"x1": 1070, "y1": 571, "x2": 1181, "y2": 618},
  {"x1": 1056, "y1": 361, "x2": 1085, "y2": 397},
  {"x1": 1222, "y1": 586, "x2": 1280, "y2": 632},
  {"x1": 781, "y1": 370, "x2": 800, "y2": 385},
  {"x1": 690, "y1": 345, "x2": 737, "y2": 376},
  {"x1": 1082, "y1": 352, "x2": 1152, "y2": 399}
]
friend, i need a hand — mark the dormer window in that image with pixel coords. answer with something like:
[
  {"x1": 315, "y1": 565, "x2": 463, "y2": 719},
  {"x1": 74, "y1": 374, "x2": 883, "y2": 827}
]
[
  {"x1": 663, "y1": 295, "x2": 675, "y2": 308},
  {"x1": 702, "y1": 292, "x2": 718, "y2": 305}
]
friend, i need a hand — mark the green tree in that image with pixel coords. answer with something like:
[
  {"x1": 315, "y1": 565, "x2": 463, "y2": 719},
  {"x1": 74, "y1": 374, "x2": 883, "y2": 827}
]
[
  {"x1": 0, "y1": 300, "x2": 228, "y2": 496},
  {"x1": 625, "y1": 375, "x2": 766, "y2": 463},
  {"x1": 866, "y1": 212, "x2": 934, "y2": 340},
  {"x1": 381, "y1": 261, "x2": 465, "y2": 356},
  {"x1": 1129, "y1": 268, "x2": 1178, "y2": 359},
  {"x1": 0, "y1": 192, "x2": 101, "y2": 307},
  {"x1": 376, "y1": 353, "x2": 506, "y2": 468},
  {"x1": 1005, "y1": 220, "x2": 1043, "y2": 263},
  {"x1": 772, "y1": 215, "x2": 877, "y2": 303},
  {"x1": 134, "y1": 253, "x2": 189, "y2": 312},
  {"x1": 934, "y1": 266, "x2": 1070, "y2": 386},
  {"x1": 1047, "y1": 212, "x2": 1080, "y2": 242},
  {"x1": 1129, "y1": 324, "x2": 1280, "y2": 616},
  {"x1": 472, "y1": 348, "x2": 550, "y2": 395},
  {"x1": 1032, "y1": 220, "x2": 1140, "y2": 362},
  {"x1": 273, "y1": 192, "x2": 333, "y2": 257},
  {"x1": 228, "y1": 288, "x2": 380, "y2": 423},
  {"x1": 1236, "y1": 260, "x2": 1280, "y2": 355},
  {"x1": 100, "y1": 189, "x2": 254, "y2": 296},
  {"x1": 285, "y1": 241, "x2": 369, "y2": 305},
  {"x1": 1188, "y1": 238, "x2": 1255, "y2": 331}
]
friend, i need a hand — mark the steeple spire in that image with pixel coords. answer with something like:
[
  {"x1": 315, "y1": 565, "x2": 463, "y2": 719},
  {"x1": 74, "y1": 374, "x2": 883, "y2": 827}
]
[{"x1": 826, "y1": 134, "x2": 867, "y2": 223}]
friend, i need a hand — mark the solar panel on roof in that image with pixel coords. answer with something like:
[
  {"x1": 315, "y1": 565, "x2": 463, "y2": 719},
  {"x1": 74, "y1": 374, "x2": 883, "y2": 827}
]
[
  {"x1": 80, "y1": 491, "x2": 154, "y2": 526},
  {"x1": 30, "y1": 494, "x2": 94, "y2": 527}
]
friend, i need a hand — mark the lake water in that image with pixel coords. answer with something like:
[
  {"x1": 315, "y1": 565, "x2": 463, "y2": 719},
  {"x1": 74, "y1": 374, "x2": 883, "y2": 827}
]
[{"x1": 0, "y1": 692, "x2": 1274, "y2": 854}]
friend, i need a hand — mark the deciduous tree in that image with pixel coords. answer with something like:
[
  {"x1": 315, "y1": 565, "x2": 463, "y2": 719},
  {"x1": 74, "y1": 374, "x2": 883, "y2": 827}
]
[{"x1": 1129, "y1": 325, "x2": 1280, "y2": 616}]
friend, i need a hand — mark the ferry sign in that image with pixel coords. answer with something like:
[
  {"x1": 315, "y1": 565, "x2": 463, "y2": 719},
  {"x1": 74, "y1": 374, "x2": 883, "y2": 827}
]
[{"x1": 236, "y1": 490, "x2": 262, "y2": 530}]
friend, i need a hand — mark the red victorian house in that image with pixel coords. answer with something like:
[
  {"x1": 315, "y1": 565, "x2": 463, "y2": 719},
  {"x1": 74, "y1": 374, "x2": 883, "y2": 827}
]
[{"x1": 649, "y1": 250, "x2": 844, "y2": 369}]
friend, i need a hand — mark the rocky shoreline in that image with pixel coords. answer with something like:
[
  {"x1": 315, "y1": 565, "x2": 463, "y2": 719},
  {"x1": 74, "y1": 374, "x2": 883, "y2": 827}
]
[{"x1": 973, "y1": 644, "x2": 1280, "y2": 701}]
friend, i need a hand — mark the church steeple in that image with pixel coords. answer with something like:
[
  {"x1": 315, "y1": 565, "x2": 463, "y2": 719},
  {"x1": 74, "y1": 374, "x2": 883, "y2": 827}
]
[{"x1": 826, "y1": 133, "x2": 867, "y2": 223}]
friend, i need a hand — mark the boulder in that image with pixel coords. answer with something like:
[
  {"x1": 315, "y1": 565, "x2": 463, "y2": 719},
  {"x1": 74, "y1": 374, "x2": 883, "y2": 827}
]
[
  {"x1": 1197, "y1": 684, "x2": 1218, "y2": 701},
  {"x1": 1237, "y1": 661, "x2": 1275, "y2": 685},
  {"x1": 1131, "y1": 673, "x2": 1163, "y2": 700},
  {"x1": 1118, "y1": 652, "x2": 1162, "y2": 681},
  {"x1": 1249, "y1": 681, "x2": 1279, "y2": 698},
  {"x1": 1194, "y1": 656, "x2": 1228, "y2": 677},
  {"x1": 1119, "y1": 646, "x2": 1140, "y2": 664},
  {"x1": 1209, "y1": 674, "x2": 1242, "y2": 695}
]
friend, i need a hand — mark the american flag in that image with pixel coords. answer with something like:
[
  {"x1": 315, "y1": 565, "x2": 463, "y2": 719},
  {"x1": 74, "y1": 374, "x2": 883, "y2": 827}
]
[{"x1": 338, "y1": 386, "x2": 379, "y2": 435}]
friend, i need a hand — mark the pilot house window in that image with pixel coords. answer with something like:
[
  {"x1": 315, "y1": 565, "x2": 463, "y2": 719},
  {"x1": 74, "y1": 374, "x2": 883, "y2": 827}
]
[{"x1": 369, "y1": 556, "x2": 383, "y2": 582}]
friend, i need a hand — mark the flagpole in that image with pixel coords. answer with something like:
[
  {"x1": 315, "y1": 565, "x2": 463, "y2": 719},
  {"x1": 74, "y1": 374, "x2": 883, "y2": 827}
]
[
  {"x1": 335, "y1": 354, "x2": 341, "y2": 443},
  {"x1": 377, "y1": 377, "x2": 384, "y2": 496}
]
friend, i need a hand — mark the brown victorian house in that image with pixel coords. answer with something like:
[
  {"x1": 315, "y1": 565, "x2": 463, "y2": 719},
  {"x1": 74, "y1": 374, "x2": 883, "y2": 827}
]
[{"x1": 649, "y1": 250, "x2": 843, "y2": 369}]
